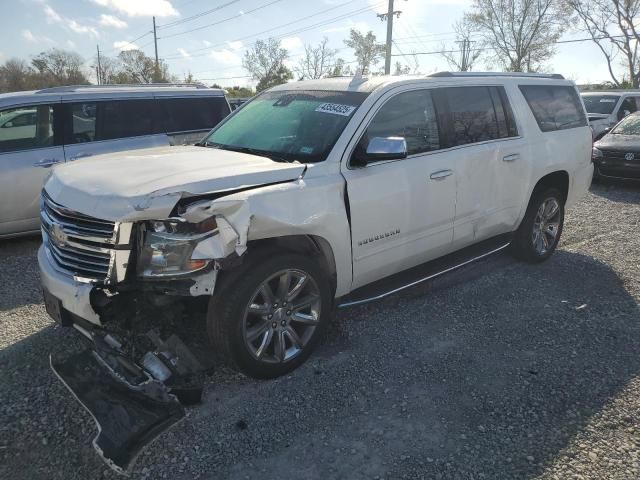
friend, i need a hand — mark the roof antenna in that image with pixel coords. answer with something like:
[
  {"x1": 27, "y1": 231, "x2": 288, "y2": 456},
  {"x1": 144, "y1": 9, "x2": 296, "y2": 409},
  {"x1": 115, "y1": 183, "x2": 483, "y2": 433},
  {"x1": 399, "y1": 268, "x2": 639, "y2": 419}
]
[{"x1": 350, "y1": 71, "x2": 368, "y2": 87}]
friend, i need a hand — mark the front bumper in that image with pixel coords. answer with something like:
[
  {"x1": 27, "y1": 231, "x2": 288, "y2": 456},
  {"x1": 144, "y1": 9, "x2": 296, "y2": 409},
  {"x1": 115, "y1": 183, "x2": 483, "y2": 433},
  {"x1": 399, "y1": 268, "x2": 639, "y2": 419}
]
[
  {"x1": 39, "y1": 245, "x2": 101, "y2": 325},
  {"x1": 593, "y1": 158, "x2": 640, "y2": 180},
  {"x1": 40, "y1": 245, "x2": 208, "y2": 473}
]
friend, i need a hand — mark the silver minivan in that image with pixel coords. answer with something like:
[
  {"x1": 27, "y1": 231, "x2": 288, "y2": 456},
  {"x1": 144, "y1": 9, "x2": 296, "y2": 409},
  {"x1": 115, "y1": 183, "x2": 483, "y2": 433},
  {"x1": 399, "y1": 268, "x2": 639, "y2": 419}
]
[{"x1": 0, "y1": 84, "x2": 230, "y2": 238}]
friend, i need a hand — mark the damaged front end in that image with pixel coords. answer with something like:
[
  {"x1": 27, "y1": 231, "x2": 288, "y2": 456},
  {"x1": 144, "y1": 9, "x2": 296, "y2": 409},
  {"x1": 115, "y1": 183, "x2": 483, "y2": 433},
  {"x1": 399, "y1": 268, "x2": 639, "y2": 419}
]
[{"x1": 40, "y1": 193, "x2": 247, "y2": 473}]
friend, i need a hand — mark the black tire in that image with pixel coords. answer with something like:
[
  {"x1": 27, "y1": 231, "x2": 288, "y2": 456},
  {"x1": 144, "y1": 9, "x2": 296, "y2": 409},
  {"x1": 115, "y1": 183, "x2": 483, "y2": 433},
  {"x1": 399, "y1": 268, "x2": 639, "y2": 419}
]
[
  {"x1": 207, "y1": 250, "x2": 332, "y2": 379},
  {"x1": 511, "y1": 187, "x2": 565, "y2": 263}
]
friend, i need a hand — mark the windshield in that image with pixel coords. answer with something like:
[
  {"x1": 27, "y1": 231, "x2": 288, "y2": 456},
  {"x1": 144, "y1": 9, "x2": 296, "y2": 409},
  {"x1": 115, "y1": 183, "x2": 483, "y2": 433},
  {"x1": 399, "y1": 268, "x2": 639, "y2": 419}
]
[
  {"x1": 611, "y1": 114, "x2": 640, "y2": 135},
  {"x1": 203, "y1": 90, "x2": 368, "y2": 163},
  {"x1": 582, "y1": 95, "x2": 620, "y2": 114}
]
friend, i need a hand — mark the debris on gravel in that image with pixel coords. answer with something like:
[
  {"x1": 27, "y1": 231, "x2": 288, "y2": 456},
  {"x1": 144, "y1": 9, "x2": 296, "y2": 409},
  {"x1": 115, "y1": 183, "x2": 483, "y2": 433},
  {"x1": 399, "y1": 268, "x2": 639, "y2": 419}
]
[{"x1": 1, "y1": 183, "x2": 639, "y2": 480}]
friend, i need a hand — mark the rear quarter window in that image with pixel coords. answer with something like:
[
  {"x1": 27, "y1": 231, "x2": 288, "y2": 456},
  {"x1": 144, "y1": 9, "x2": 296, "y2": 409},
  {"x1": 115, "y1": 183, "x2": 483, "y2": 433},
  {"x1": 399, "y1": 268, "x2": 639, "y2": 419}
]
[
  {"x1": 159, "y1": 97, "x2": 230, "y2": 134},
  {"x1": 519, "y1": 85, "x2": 587, "y2": 132}
]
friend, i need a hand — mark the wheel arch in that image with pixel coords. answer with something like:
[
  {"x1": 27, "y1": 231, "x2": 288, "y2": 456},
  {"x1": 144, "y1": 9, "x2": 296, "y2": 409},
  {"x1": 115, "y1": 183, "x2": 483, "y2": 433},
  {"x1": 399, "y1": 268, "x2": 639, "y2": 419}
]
[
  {"x1": 532, "y1": 170, "x2": 570, "y2": 201},
  {"x1": 245, "y1": 235, "x2": 338, "y2": 296}
]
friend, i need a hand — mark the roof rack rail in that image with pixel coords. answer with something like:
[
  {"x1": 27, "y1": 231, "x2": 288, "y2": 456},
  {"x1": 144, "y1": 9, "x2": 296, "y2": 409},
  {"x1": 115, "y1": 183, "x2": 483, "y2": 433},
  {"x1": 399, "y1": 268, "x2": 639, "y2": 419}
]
[
  {"x1": 35, "y1": 83, "x2": 209, "y2": 94},
  {"x1": 428, "y1": 71, "x2": 565, "y2": 80}
]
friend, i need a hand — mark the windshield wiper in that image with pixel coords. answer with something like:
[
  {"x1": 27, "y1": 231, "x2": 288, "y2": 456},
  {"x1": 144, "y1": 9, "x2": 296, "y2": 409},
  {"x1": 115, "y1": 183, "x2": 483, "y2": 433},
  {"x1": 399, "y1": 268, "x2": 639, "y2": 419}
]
[{"x1": 207, "y1": 143, "x2": 292, "y2": 163}]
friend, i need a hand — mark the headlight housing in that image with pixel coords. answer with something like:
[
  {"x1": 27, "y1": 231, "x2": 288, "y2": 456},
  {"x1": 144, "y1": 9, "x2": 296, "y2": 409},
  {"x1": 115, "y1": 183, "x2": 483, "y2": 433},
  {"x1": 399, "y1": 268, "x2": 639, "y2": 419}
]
[
  {"x1": 592, "y1": 147, "x2": 603, "y2": 161},
  {"x1": 137, "y1": 217, "x2": 218, "y2": 278}
]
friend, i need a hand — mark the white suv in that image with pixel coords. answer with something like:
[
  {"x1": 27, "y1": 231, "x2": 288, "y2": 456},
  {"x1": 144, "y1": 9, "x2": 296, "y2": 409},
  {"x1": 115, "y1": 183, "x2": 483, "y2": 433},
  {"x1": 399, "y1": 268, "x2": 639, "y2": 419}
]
[{"x1": 38, "y1": 72, "x2": 592, "y2": 470}]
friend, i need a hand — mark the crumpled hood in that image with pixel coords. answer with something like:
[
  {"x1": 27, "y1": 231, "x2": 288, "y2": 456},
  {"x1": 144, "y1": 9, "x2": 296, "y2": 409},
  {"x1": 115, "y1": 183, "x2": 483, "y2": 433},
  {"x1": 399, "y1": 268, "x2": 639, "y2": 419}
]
[{"x1": 44, "y1": 145, "x2": 306, "y2": 222}]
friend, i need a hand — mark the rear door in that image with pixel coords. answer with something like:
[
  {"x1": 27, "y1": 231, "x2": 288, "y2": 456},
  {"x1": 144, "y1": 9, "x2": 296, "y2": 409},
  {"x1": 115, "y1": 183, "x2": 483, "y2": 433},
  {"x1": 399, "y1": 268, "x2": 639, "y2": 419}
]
[
  {"x1": 0, "y1": 101, "x2": 65, "y2": 236},
  {"x1": 341, "y1": 87, "x2": 457, "y2": 289},
  {"x1": 63, "y1": 97, "x2": 169, "y2": 161},
  {"x1": 154, "y1": 94, "x2": 231, "y2": 145},
  {"x1": 437, "y1": 86, "x2": 525, "y2": 248}
]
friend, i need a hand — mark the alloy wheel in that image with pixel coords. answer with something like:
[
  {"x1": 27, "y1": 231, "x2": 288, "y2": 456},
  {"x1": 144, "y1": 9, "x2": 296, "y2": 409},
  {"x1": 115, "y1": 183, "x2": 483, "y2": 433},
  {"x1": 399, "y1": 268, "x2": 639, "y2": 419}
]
[
  {"x1": 531, "y1": 197, "x2": 561, "y2": 255},
  {"x1": 242, "y1": 269, "x2": 321, "y2": 364}
]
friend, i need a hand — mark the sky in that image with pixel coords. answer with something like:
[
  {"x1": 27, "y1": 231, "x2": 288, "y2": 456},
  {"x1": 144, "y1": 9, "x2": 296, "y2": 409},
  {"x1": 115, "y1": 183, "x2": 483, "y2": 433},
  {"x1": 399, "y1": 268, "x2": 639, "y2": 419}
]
[{"x1": 0, "y1": 0, "x2": 624, "y2": 88}]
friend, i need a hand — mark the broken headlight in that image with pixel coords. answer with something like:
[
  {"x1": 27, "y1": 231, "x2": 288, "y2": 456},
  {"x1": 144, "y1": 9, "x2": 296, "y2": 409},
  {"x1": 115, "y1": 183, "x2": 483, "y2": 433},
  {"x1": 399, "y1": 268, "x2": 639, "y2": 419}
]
[{"x1": 138, "y1": 218, "x2": 218, "y2": 278}]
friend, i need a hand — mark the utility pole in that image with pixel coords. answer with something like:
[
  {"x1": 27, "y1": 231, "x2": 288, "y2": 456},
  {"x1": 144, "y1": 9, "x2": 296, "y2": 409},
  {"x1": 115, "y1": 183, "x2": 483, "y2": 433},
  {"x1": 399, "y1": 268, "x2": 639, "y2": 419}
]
[
  {"x1": 378, "y1": 0, "x2": 403, "y2": 75},
  {"x1": 96, "y1": 44, "x2": 102, "y2": 85},
  {"x1": 455, "y1": 38, "x2": 476, "y2": 71},
  {"x1": 153, "y1": 16, "x2": 159, "y2": 77}
]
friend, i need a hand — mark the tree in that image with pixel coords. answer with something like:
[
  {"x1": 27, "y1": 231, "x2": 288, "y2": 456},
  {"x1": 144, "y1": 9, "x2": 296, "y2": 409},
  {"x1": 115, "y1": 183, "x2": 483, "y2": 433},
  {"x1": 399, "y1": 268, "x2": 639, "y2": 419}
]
[
  {"x1": 329, "y1": 58, "x2": 353, "y2": 76},
  {"x1": 0, "y1": 59, "x2": 39, "y2": 92},
  {"x1": 466, "y1": 0, "x2": 569, "y2": 72},
  {"x1": 393, "y1": 61, "x2": 411, "y2": 75},
  {"x1": 242, "y1": 38, "x2": 293, "y2": 92},
  {"x1": 116, "y1": 50, "x2": 154, "y2": 83},
  {"x1": 31, "y1": 48, "x2": 89, "y2": 86},
  {"x1": 566, "y1": 0, "x2": 640, "y2": 87},
  {"x1": 343, "y1": 29, "x2": 385, "y2": 75},
  {"x1": 440, "y1": 20, "x2": 483, "y2": 71},
  {"x1": 225, "y1": 85, "x2": 255, "y2": 97},
  {"x1": 94, "y1": 55, "x2": 120, "y2": 85},
  {"x1": 297, "y1": 37, "x2": 337, "y2": 79}
]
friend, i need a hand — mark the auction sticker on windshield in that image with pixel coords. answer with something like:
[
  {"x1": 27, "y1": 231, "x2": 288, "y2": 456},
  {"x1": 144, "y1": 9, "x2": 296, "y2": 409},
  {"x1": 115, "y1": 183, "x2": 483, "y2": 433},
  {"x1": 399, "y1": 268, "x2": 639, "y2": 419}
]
[{"x1": 315, "y1": 103, "x2": 356, "y2": 116}]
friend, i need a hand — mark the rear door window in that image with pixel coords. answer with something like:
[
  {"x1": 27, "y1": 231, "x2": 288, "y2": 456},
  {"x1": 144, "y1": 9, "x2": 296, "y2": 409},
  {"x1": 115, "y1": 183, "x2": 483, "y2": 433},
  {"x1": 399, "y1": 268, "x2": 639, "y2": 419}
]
[
  {"x1": 159, "y1": 97, "x2": 230, "y2": 134},
  {"x1": 439, "y1": 86, "x2": 516, "y2": 147},
  {"x1": 98, "y1": 99, "x2": 155, "y2": 140},
  {"x1": 519, "y1": 85, "x2": 587, "y2": 132},
  {"x1": 0, "y1": 104, "x2": 58, "y2": 153}
]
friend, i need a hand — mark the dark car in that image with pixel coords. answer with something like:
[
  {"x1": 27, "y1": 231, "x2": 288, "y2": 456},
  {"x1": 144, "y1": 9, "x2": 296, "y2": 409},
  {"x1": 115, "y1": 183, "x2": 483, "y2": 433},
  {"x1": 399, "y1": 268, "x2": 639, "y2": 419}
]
[{"x1": 592, "y1": 112, "x2": 640, "y2": 180}]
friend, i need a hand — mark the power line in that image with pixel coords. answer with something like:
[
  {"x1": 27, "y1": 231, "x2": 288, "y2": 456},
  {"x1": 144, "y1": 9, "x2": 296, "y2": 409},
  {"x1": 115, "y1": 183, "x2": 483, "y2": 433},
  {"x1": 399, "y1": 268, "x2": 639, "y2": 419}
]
[
  {"x1": 158, "y1": 0, "x2": 240, "y2": 29},
  {"x1": 389, "y1": 34, "x2": 633, "y2": 58},
  {"x1": 159, "y1": 0, "x2": 290, "y2": 40},
  {"x1": 108, "y1": 30, "x2": 153, "y2": 55},
  {"x1": 164, "y1": 1, "x2": 383, "y2": 60}
]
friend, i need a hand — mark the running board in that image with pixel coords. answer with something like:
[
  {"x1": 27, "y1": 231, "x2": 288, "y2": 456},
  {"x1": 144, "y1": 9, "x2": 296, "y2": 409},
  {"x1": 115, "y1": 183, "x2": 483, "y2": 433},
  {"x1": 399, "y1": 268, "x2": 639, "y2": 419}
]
[{"x1": 337, "y1": 234, "x2": 512, "y2": 308}]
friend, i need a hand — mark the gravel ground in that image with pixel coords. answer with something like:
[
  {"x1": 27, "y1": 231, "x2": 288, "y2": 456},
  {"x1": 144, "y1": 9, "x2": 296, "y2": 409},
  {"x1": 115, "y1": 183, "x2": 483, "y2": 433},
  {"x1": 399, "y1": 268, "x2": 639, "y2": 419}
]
[{"x1": 1, "y1": 182, "x2": 639, "y2": 480}]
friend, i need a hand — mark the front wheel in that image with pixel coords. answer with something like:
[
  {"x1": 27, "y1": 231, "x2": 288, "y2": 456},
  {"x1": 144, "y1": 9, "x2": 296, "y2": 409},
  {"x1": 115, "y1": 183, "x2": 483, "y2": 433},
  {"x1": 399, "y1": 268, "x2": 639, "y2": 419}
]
[
  {"x1": 207, "y1": 251, "x2": 332, "y2": 379},
  {"x1": 511, "y1": 187, "x2": 565, "y2": 263}
]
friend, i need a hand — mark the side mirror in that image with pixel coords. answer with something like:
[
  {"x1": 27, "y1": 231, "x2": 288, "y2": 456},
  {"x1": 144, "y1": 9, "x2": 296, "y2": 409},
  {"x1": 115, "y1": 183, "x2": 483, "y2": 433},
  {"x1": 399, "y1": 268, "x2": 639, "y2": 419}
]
[
  {"x1": 355, "y1": 136, "x2": 408, "y2": 165},
  {"x1": 3, "y1": 121, "x2": 13, "y2": 128}
]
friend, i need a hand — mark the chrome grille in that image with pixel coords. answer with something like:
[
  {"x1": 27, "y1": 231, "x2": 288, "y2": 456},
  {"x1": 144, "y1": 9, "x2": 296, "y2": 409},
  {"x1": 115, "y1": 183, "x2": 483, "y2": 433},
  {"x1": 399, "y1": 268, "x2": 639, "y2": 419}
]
[{"x1": 41, "y1": 192, "x2": 132, "y2": 283}]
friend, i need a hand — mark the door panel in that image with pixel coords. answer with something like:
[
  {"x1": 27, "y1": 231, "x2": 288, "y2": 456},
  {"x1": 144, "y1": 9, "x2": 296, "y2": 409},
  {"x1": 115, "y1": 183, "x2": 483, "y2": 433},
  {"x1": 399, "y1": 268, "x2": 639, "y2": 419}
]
[
  {"x1": 345, "y1": 156, "x2": 456, "y2": 289},
  {"x1": 341, "y1": 88, "x2": 456, "y2": 290},
  {"x1": 0, "y1": 103, "x2": 63, "y2": 236},
  {"x1": 439, "y1": 86, "x2": 525, "y2": 248}
]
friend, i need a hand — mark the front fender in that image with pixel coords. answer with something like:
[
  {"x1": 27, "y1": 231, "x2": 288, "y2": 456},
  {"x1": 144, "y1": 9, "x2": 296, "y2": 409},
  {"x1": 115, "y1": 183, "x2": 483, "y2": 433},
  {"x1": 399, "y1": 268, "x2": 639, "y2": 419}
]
[{"x1": 181, "y1": 175, "x2": 353, "y2": 297}]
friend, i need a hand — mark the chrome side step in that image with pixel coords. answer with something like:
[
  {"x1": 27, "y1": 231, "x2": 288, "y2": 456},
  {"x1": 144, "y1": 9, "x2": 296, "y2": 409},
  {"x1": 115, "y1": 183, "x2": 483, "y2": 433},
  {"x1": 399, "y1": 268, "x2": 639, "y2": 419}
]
[{"x1": 337, "y1": 241, "x2": 511, "y2": 309}]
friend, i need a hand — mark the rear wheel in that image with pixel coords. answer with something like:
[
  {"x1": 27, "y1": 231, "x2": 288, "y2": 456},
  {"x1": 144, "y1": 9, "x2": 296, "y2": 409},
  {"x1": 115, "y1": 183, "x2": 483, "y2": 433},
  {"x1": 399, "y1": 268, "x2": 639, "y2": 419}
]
[
  {"x1": 207, "y1": 251, "x2": 331, "y2": 379},
  {"x1": 511, "y1": 187, "x2": 564, "y2": 263}
]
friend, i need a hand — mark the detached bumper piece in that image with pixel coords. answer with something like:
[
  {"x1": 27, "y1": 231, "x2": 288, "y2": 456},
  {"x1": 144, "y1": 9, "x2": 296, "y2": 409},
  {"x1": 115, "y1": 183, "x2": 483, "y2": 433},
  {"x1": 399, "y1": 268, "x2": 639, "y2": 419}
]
[
  {"x1": 50, "y1": 329, "x2": 205, "y2": 473},
  {"x1": 51, "y1": 349, "x2": 185, "y2": 474}
]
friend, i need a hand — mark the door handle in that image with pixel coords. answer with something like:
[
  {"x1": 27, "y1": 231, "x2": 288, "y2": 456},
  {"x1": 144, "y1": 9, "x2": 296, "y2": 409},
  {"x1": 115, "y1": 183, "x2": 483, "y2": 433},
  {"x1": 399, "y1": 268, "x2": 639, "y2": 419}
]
[
  {"x1": 430, "y1": 169, "x2": 453, "y2": 180},
  {"x1": 70, "y1": 153, "x2": 92, "y2": 161},
  {"x1": 33, "y1": 159, "x2": 61, "y2": 168},
  {"x1": 503, "y1": 153, "x2": 520, "y2": 162}
]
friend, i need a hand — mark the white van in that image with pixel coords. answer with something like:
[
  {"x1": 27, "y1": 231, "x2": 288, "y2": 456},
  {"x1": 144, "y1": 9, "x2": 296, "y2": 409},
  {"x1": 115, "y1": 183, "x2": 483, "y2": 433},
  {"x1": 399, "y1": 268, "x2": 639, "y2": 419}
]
[
  {"x1": 581, "y1": 90, "x2": 640, "y2": 137},
  {"x1": 0, "y1": 84, "x2": 230, "y2": 238}
]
